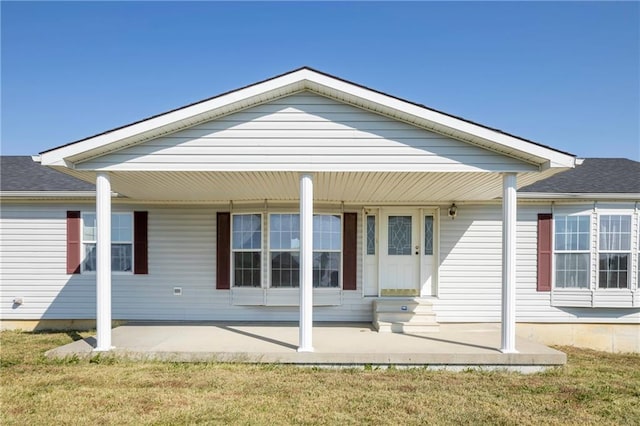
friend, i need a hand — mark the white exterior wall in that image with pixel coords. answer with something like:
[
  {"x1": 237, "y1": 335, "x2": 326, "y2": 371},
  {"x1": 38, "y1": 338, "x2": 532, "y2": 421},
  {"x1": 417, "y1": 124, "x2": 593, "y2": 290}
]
[
  {"x1": 3, "y1": 201, "x2": 638, "y2": 325},
  {"x1": 436, "y1": 203, "x2": 640, "y2": 324},
  {"x1": 0, "y1": 203, "x2": 370, "y2": 322},
  {"x1": 76, "y1": 93, "x2": 536, "y2": 173}
]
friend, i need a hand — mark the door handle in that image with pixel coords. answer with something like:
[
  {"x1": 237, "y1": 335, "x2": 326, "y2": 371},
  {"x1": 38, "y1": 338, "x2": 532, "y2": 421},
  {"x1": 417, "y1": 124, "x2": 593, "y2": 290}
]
[{"x1": 415, "y1": 245, "x2": 419, "y2": 255}]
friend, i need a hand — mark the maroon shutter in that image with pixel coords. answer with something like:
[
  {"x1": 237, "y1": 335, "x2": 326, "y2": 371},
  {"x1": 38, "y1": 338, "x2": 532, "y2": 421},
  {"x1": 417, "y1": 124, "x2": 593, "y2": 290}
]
[
  {"x1": 134, "y1": 211, "x2": 148, "y2": 274},
  {"x1": 66, "y1": 211, "x2": 81, "y2": 274},
  {"x1": 343, "y1": 212, "x2": 357, "y2": 290},
  {"x1": 537, "y1": 213, "x2": 553, "y2": 291},
  {"x1": 216, "y1": 212, "x2": 231, "y2": 290}
]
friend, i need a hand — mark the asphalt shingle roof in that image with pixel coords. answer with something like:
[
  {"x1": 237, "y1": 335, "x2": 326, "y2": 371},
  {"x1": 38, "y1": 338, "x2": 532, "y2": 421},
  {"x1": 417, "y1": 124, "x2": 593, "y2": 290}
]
[
  {"x1": 0, "y1": 156, "x2": 95, "y2": 191},
  {"x1": 520, "y1": 158, "x2": 640, "y2": 194}
]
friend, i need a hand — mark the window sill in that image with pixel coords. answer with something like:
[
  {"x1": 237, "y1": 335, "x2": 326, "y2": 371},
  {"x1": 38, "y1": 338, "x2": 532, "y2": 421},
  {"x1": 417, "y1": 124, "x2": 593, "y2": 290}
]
[{"x1": 230, "y1": 287, "x2": 342, "y2": 306}]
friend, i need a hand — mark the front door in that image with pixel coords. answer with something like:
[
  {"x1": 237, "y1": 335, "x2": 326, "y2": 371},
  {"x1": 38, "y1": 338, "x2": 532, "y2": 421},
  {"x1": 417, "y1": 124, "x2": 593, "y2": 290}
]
[{"x1": 380, "y1": 210, "x2": 420, "y2": 296}]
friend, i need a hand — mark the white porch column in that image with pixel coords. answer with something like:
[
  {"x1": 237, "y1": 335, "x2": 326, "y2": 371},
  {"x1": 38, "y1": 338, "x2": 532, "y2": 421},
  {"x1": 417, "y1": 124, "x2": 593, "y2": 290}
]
[
  {"x1": 95, "y1": 172, "x2": 113, "y2": 351},
  {"x1": 501, "y1": 173, "x2": 518, "y2": 353},
  {"x1": 298, "y1": 173, "x2": 314, "y2": 352}
]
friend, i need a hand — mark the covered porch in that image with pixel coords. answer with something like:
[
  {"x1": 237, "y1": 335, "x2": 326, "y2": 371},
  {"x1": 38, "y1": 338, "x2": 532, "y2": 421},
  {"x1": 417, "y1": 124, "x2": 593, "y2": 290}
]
[
  {"x1": 37, "y1": 68, "x2": 577, "y2": 358},
  {"x1": 45, "y1": 322, "x2": 566, "y2": 371}
]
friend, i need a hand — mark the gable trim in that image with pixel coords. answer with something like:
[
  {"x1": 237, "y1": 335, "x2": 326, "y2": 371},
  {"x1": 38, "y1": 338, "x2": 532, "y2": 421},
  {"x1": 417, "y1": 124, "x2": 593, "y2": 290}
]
[{"x1": 39, "y1": 68, "x2": 575, "y2": 170}]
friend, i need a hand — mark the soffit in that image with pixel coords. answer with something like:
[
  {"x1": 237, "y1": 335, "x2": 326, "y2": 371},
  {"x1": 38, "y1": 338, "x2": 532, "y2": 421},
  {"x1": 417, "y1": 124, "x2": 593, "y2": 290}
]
[{"x1": 58, "y1": 169, "x2": 564, "y2": 203}]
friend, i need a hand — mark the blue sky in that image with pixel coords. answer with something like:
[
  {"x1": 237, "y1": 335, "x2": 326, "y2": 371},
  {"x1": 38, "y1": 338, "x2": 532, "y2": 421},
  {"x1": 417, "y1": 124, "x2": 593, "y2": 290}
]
[{"x1": 2, "y1": 1, "x2": 639, "y2": 160}]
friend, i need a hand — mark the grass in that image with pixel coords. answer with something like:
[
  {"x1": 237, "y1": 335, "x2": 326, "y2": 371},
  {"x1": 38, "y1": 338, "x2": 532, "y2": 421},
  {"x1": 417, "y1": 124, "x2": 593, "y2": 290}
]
[{"x1": 1, "y1": 330, "x2": 639, "y2": 425}]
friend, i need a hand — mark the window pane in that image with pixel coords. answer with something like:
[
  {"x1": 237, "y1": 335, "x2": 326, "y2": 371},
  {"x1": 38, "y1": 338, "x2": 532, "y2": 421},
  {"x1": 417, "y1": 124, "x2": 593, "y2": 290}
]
[
  {"x1": 555, "y1": 216, "x2": 590, "y2": 251},
  {"x1": 83, "y1": 213, "x2": 97, "y2": 241},
  {"x1": 313, "y1": 215, "x2": 341, "y2": 250},
  {"x1": 599, "y1": 253, "x2": 629, "y2": 289},
  {"x1": 424, "y1": 216, "x2": 433, "y2": 255},
  {"x1": 599, "y1": 215, "x2": 631, "y2": 251},
  {"x1": 313, "y1": 252, "x2": 340, "y2": 288},
  {"x1": 270, "y1": 214, "x2": 300, "y2": 250},
  {"x1": 555, "y1": 253, "x2": 589, "y2": 288},
  {"x1": 112, "y1": 244, "x2": 132, "y2": 272},
  {"x1": 388, "y1": 216, "x2": 412, "y2": 255},
  {"x1": 112, "y1": 244, "x2": 130, "y2": 272},
  {"x1": 233, "y1": 252, "x2": 261, "y2": 287},
  {"x1": 83, "y1": 243, "x2": 96, "y2": 272},
  {"x1": 271, "y1": 252, "x2": 300, "y2": 287},
  {"x1": 366, "y1": 216, "x2": 375, "y2": 255},
  {"x1": 112, "y1": 214, "x2": 132, "y2": 242},
  {"x1": 232, "y1": 214, "x2": 262, "y2": 250}
]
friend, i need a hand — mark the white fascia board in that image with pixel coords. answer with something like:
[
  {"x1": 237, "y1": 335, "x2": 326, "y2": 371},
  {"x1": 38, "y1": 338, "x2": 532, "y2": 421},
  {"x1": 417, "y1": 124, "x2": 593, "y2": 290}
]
[
  {"x1": 0, "y1": 191, "x2": 120, "y2": 199},
  {"x1": 518, "y1": 192, "x2": 640, "y2": 200},
  {"x1": 40, "y1": 68, "x2": 576, "y2": 169}
]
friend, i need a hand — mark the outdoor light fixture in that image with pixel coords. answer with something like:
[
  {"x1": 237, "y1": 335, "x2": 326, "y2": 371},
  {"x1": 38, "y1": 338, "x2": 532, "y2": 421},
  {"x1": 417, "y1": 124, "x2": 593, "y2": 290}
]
[{"x1": 448, "y1": 203, "x2": 458, "y2": 220}]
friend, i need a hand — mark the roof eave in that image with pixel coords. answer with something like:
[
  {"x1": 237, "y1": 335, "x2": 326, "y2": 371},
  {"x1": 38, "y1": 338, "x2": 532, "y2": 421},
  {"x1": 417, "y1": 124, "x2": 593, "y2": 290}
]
[
  {"x1": 0, "y1": 191, "x2": 120, "y2": 199},
  {"x1": 518, "y1": 192, "x2": 640, "y2": 200}
]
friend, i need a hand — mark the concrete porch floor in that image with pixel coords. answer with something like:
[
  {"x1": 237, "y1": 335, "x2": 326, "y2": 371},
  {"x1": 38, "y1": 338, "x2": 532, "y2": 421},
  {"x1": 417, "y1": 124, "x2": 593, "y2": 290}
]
[{"x1": 45, "y1": 322, "x2": 566, "y2": 371}]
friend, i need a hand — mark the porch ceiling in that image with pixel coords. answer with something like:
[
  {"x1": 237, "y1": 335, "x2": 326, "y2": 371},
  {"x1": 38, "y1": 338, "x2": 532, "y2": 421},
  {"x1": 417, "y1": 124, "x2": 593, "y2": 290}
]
[{"x1": 60, "y1": 169, "x2": 562, "y2": 203}]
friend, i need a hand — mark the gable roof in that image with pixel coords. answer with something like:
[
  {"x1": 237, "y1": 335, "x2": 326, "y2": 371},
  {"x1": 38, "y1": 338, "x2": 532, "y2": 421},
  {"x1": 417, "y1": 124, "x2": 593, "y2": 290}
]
[
  {"x1": 0, "y1": 156, "x2": 95, "y2": 192},
  {"x1": 38, "y1": 67, "x2": 575, "y2": 170},
  {"x1": 520, "y1": 158, "x2": 640, "y2": 194}
]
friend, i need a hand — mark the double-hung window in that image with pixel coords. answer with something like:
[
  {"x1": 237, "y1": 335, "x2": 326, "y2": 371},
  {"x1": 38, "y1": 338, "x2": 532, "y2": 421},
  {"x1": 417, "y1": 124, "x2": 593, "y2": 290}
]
[
  {"x1": 270, "y1": 214, "x2": 301, "y2": 288},
  {"x1": 82, "y1": 212, "x2": 133, "y2": 273},
  {"x1": 232, "y1": 214, "x2": 262, "y2": 287},
  {"x1": 554, "y1": 215, "x2": 590, "y2": 289},
  {"x1": 312, "y1": 215, "x2": 341, "y2": 288},
  {"x1": 598, "y1": 215, "x2": 631, "y2": 289}
]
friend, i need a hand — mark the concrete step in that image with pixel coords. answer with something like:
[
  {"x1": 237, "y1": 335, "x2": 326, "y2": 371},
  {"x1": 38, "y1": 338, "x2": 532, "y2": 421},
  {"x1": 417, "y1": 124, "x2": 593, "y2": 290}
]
[
  {"x1": 374, "y1": 301, "x2": 434, "y2": 314},
  {"x1": 374, "y1": 312, "x2": 437, "y2": 324},
  {"x1": 373, "y1": 299, "x2": 440, "y2": 333},
  {"x1": 373, "y1": 321, "x2": 440, "y2": 333}
]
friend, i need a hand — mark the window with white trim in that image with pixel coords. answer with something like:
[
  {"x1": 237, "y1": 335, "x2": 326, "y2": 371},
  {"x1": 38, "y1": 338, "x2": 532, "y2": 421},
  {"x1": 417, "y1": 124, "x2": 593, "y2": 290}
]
[
  {"x1": 598, "y1": 215, "x2": 631, "y2": 289},
  {"x1": 270, "y1": 214, "x2": 301, "y2": 288},
  {"x1": 266, "y1": 213, "x2": 342, "y2": 288},
  {"x1": 312, "y1": 215, "x2": 341, "y2": 288},
  {"x1": 232, "y1": 214, "x2": 262, "y2": 287},
  {"x1": 82, "y1": 212, "x2": 133, "y2": 273},
  {"x1": 554, "y1": 215, "x2": 590, "y2": 289}
]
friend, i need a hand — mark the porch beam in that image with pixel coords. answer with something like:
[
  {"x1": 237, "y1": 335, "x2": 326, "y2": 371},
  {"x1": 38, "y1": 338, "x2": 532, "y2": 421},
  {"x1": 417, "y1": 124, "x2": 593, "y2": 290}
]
[
  {"x1": 298, "y1": 173, "x2": 314, "y2": 352},
  {"x1": 95, "y1": 172, "x2": 113, "y2": 351},
  {"x1": 501, "y1": 173, "x2": 518, "y2": 353}
]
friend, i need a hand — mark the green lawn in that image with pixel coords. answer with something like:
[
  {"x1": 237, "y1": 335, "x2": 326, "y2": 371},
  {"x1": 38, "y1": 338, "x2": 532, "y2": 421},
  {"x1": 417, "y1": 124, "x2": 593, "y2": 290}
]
[{"x1": 1, "y1": 330, "x2": 639, "y2": 425}]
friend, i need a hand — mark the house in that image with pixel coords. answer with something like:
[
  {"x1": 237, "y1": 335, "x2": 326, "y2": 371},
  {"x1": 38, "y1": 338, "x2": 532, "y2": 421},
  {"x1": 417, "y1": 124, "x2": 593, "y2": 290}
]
[{"x1": 1, "y1": 67, "x2": 638, "y2": 353}]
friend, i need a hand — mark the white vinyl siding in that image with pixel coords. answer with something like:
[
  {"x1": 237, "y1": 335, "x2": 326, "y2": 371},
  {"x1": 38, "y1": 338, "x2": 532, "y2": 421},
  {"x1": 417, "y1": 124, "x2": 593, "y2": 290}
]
[
  {"x1": 2, "y1": 201, "x2": 638, "y2": 325},
  {"x1": 1, "y1": 204, "x2": 367, "y2": 322},
  {"x1": 76, "y1": 93, "x2": 537, "y2": 173},
  {"x1": 434, "y1": 203, "x2": 640, "y2": 322}
]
